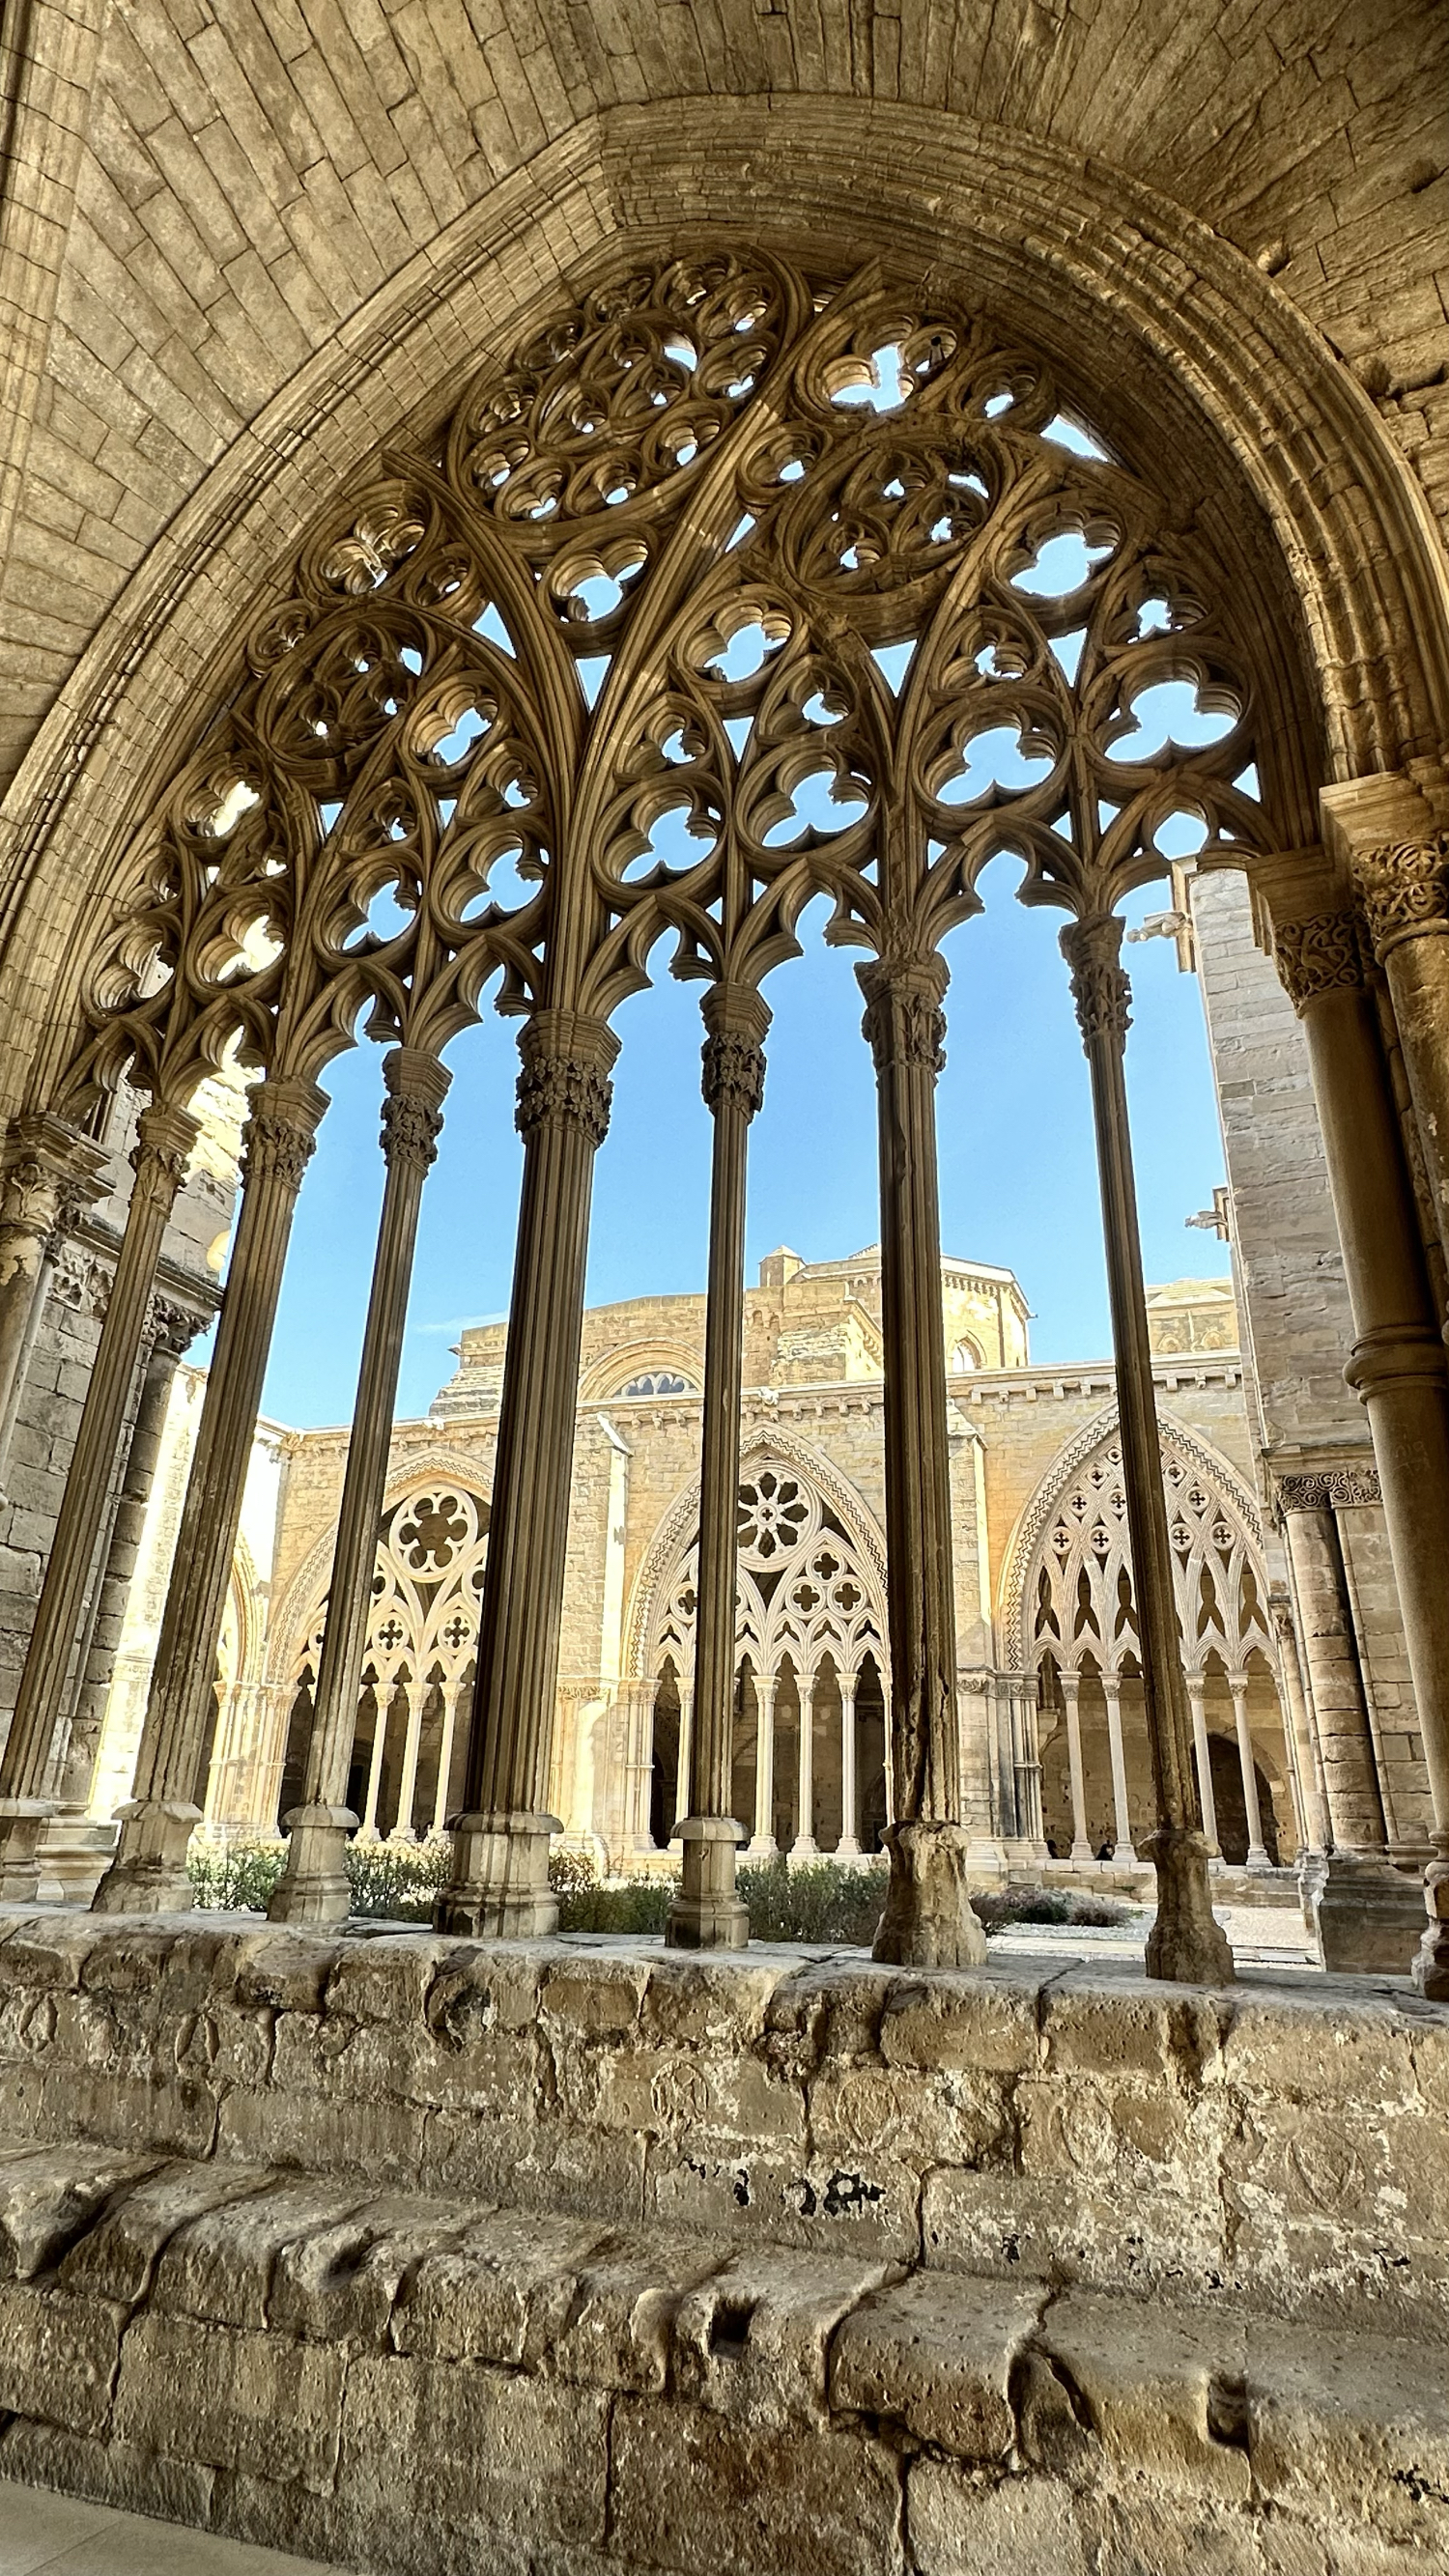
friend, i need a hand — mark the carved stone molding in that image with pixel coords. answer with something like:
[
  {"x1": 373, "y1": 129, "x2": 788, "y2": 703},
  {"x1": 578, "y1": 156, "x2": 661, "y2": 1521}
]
[
  {"x1": 1353, "y1": 835, "x2": 1449, "y2": 960},
  {"x1": 1272, "y1": 910, "x2": 1364, "y2": 1011},
  {"x1": 1061, "y1": 915, "x2": 1132, "y2": 1051},
  {"x1": 1275, "y1": 1466, "x2": 1381, "y2": 1514},
  {"x1": 51, "y1": 1242, "x2": 112, "y2": 1321}
]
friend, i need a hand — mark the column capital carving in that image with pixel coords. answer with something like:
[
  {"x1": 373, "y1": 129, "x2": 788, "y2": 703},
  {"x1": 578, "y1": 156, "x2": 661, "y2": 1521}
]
[
  {"x1": 858, "y1": 951, "x2": 949, "y2": 1078},
  {"x1": 1327, "y1": 1466, "x2": 1381, "y2": 1507},
  {"x1": 381, "y1": 1048, "x2": 450, "y2": 1172},
  {"x1": 147, "y1": 1293, "x2": 205, "y2": 1360},
  {"x1": 1274, "y1": 1471, "x2": 1331, "y2": 1514},
  {"x1": 1271, "y1": 909, "x2": 1365, "y2": 1011},
  {"x1": 239, "y1": 1076, "x2": 327, "y2": 1195},
  {"x1": 515, "y1": 1010, "x2": 619, "y2": 1147},
  {"x1": 130, "y1": 1100, "x2": 201, "y2": 1213},
  {"x1": 1352, "y1": 835, "x2": 1449, "y2": 960},
  {"x1": 0, "y1": 1114, "x2": 109, "y2": 1250},
  {"x1": 1060, "y1": 913, "x2": 1131, "y2": 1052},
  {"x1": 700, "y1": 982, "x2": 771, "y2": 1120}
]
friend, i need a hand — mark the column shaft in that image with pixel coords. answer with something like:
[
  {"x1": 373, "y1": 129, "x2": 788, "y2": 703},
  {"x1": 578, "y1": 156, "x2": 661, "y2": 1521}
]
[
  {"x1": 1272, "y1": 921, "x2": 1449, "y2": 1991},
  {"x1": 359, "y1": 1694, "x2": 388, "y2": 1839},
  {"x1": 1350, "y1": 835, "x2": 1449, "y2": 1282},
  {"x1": 0, "y1": 1101, "x2": 198, "y2": 1900},
  {"x1": 270, "y1": 1050, "x2": 448, "y2": 1922},
  {"x1": 391, "y1": 1683, "x2": 421, "y2": 1840},
  {"x1": 1186, "y1": 1677, "x2": 1220, "y2": 1858},
  {"x1": 432, "y1": 1683, "x2": 462, "y2": 1840},
  {"x1": 668, "y1": 985, "x2": 767, "y2": 1949},
  {"x1": 440, "y1": 1011, "x2": 618, "y2": 1937},
  {"x1": 0, "y1": 1116, "x2": 108, "y2": 1486},
  {"x1": 94, "y1": 1076, "x2": 326, "y2": 1913},
  {"x1": 791, "y1": 1675, "x2": 817, "y2": 1859},
  {"x1": 1102, "y1": 1676, "x2": 1136, "y2": 1864},
  {"x1": 671, "y1": 1685, "x2": 695, "y2": 1838},
  {"x1": 750, "y1": 1677, "x2": 777, "y2": 1856},
  {"x1": 1231, "y1": 1676, "x2": 1269, "y2": 1868},
  {"x1": 1062, "y1": 916, "x2": 1231, "y2": 1980},
  {"x1": 859, "y1": 953, "x2": 983, "y2": 1967},
  {"x1": 838, "y1": 1676, "x2": 860, "y2": 1857},
  {"x1": 1062, "y1": 1676, "x2": 1093, "y2": 1862}
]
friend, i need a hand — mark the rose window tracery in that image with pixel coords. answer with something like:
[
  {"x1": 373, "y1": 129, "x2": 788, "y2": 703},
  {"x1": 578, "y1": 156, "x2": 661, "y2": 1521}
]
[
  {"x1": 290, "y1": 1485, "x2": 490, "y2": 1707},
  {"x1": 652, "y1": 1459, "x2": 885, "y2": 1688},
  {"x1": 61, "y1": 241, "x2": 1276, "y2": 1122}
]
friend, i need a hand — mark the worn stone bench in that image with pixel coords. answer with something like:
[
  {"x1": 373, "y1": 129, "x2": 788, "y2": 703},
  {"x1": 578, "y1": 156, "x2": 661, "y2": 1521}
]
[{"x1": 0, "y1": 1909, "x2": 1445, "y2": 2571}]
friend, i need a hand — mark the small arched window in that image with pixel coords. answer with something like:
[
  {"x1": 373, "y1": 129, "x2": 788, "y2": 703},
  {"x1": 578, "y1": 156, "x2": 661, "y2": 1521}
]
[{"x1": 951, "y1": 1340, "x2": 980, "y2": 1373}]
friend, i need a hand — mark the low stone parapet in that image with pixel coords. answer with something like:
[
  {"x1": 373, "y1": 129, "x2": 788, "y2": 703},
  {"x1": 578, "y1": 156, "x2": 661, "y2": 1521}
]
[{"x1": 0, "y1": 1911, "x2": 1445, "y2": 2569}]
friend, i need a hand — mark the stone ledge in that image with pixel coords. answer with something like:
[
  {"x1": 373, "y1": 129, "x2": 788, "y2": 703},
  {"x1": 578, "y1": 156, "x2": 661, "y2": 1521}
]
[
  {"x1": 0, "y1": 2141, "x2": 1444, "y2": 2576},
  {"x1": 2, "y1": 1911, "x2": 1445, "y2": 2344}
]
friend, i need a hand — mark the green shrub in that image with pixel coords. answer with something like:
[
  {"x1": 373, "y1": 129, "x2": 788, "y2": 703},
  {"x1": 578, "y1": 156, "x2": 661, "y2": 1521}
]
[
  {"x1": 556, "y1": 1877, "x2": 674, "y2": 1935},
  {"x1": 973, "y1": 1885, "x2": 1131, "y2": 1931},
  {"x1": 346, "y1": 1835, "x2": 451, "y2": 1923},
  {"x1": 185, "y1": 1839, "x2": 286, "y2": 1912},
  {"x1": 549, "y1": 1848, "x2": 600, "y2": 1898},
  {"x1": 737, "y1": 1856, "x2": 889, "y2": 1946}
]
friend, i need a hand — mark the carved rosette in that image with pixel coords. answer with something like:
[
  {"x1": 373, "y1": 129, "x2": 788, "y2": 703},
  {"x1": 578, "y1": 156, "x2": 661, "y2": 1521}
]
[
  {"x1": 701, "y1": 1031, "x2": 767, "y2": 1121},
  {"x1": 381, "y1": 1091, "x2": 444, "y2": 1173},
  {"x1": 1353, "y1": 835, "x2": 1449, "y2": 961},
  {"x1": 1272, "y1": 910, "x2": 1364, "y2": 1012},
  {"x1": 1061, "y1": 915, "x2": 1132, "y2": 1053}
]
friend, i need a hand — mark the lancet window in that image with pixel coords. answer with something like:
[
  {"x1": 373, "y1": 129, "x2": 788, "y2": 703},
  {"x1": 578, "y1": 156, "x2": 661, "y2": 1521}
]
[
  {"x1": 1027, "y1": 1434, "x2": 1271, "y2": 1683},
  {"x1": 651, "y1": 1461, "x2": 887, "y2": 1690}
]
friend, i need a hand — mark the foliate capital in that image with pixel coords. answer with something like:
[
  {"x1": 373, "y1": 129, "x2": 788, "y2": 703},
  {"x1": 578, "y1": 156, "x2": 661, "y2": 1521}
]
[
  {"x1": 1271, "y1": 910, "x2": 1364, "y2": 1012},
  {"x1": 0, "y1": 1115, "x2": 108, "y2": 1250},
  {"x1": 1353, "y1": 835, "x2": 1449, "y2": 960},
  {"x1": 701, "y1": 1031, "x2": 767, "y2": 1119},
  {"x1": 515, "y1": 1010, "x2": 619, "y2": 1148},
  {"x1": 1061, "y1": 914, "x2": 1131, "y2": 1053},
  {"x1": 381, "y1": 1051, "x2": 449, "y2": 1172},
  {"x1": 148, "y1": 1293, "x2": 204, "y2": 1359},
  {"x1": 239, "y1": 1076, "x2": 327, "y2": 1196},
  {"x1": 130, "y1": 1101, "x2": 201, "y2": 1213},
  {"x1": 858, "y1": 954, "x2": 949, "y2": 1079}
]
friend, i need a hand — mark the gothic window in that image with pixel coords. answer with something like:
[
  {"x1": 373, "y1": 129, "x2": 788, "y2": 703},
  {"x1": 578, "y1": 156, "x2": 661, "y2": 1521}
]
[
  {"x1": 650, "y1": 1458, "x2": 886, "y2": 1690},
  {"x1": 1027, "y1": 1434, "x2": 1268, "y2": 1683},
  {"x1": 285, "y1": 1484, "x2": 489, "y2": 1756}
]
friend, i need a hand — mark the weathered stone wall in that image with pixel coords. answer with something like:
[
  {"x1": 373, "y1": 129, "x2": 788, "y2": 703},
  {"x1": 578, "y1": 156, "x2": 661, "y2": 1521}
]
[{"x1": 0, "y1": 1913, "x2": 1444, "y2": 2572}]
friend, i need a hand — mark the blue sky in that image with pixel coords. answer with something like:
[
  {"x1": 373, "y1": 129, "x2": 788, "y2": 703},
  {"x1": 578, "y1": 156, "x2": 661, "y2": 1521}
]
[{"x1": 252, "y1": 853, "x2": 1230, "y2": 1430}]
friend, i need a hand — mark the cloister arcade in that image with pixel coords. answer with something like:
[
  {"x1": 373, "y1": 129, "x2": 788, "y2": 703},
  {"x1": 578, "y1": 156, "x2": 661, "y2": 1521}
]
[{"x1": 0, "y1": 234, "x2": 1445, "y2": 1990}]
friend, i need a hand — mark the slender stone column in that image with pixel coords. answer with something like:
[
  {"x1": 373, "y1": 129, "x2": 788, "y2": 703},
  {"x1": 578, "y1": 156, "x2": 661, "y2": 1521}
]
[
  {"x1": 669, "y1": 1684, "x2": 695, "y2": 1842},
  {"x1": 668, "y1": 984, "x2": 768, "y2": 1949},
  {"x1": 94, "y1": 1075, "x2": 327, "y2": 1914},
  {"x1": 859, "y1": 952, "x2": 984, "y2": 1967},
  {"x1": 0, "y1": 1115, "x2": 108, "y2": 1487},
  {"x1": 1271, "y1": 903, "x2": 1449, "y2": 1991},
  {"x1": 838, "y1": 1673, "x2": 861, "y2": 1857},
  {"x1": 1230, "y1": 1675, "x2": 1270, "y2": 1869},
  {"x1": 791, "y1": 1673, "x2": 818, "y2": 1860},
  {"x1": 1330, "y1": 811, "x2": 1449, "y2": 1284},
  {"x1": 622, "y1": 1677, "x2": 659, "y2": 1856},
  {"x1": 390, "y1": 1682, "x2": 421, "y2": 1841},
  {"x1": 1185, "y1": 1675, "x2": 1220, "y2": 1859},
  {"x1": 749, "y1": 1674, "x2": 778, "y2": 1857},
  {"x1": 432, "y1": 1681, "x2": 462, "y2": 1840},
  {"x1": 269, "y1": 1048, "x2": 448, "y2": 1923},
  {"x1": 1061, "y1": 1672, "x2": 1094, "y2": 1862},
  {"x1": 0, "y1": 1100, "x2": 198, "y2": 1900},
  {"x1": 440, "y1": 1011, "x2": 619, "y2": 1938},
  {"x1": 358, "y1": 1694, "x2": 388, "y2": 1840},
  {"x1": 1062, "y1": 916, "x2": 1232, "y2": 1979},
  {"x1": 1271, "y1": 1586, "x2": 1327, "y2": 1853},
  {"x1": 1101, "y1": 1673, "x2": 1137, "y2": 1864},
  {"x1": 881, "y1": 1677, "x2": 895, "y2": 1829}
]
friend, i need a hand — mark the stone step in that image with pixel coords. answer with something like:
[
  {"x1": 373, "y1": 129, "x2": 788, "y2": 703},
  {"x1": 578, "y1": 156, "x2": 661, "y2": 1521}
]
[{"x1": 0, "y1": 2138, "x2": 1443, "y2": 2576}]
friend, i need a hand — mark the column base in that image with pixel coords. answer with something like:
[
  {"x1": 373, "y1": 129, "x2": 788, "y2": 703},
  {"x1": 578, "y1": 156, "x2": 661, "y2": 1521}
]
[
  {"x1": 787, "y1": 1838, "x2": 819, "y2": 1865},
  {"x1": 1111, "y1": 1842, "x2": 1140, "y2": 1866},
  {"x1": 1143, "y1": 1826, "x2": 1235, "y2": 1986},
  {"x1": 435, "y1": 1812, "x2": 561, "y2": 1939},
  {"x1": 666, "y1": 1816, "x2": 748, "y2": 1951},
  {"x1": 0, "y1": 1799, "x2": 54, "y2": 1904},
  {"x1": 743, "y1": 1836, "x2": 778, "y2": 1862},
  {"x1": 871, "y1": 1820, "x2": 987, "y2": 1969},
  {"x1": 267, "y1": 1805, "x2": 357, "y2": 1925},
  {"x1": 835, "y1": 1836, "x2": 862, "y2": 1860},
  {"x1": 1068, "y1": 1840, "x2": 1096, "y2": 1864},
  {"x1": 1302, "y1": 1850, "x2": 1432, "y2": 1976},
  {"x1": 91, "y1": 1799, "x2": 201, "y2": 1915},
  {"x1": 35, "y1": 1815, "x2": 119, "y2": 1907}
]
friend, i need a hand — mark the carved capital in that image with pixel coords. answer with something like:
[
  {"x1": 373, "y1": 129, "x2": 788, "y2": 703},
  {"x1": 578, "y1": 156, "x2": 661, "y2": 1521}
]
[
  {"x1": 52, "y1": 1241, "x2": 111, "y2": 1321},
  {"x1": 1353, "y1": 835, "x2": 1449, "y2": 960},
  {"x1": 147, "y1": 1294, "x2": 204, "y2": 1360},
  {"x1": 1272, "y1": 910, "x2": 1364, "y2": 1011},
  {"x1": 858, "y1": 955, "x2": 949, "y2": 1078},
  {"x1": 239, "y1": 1078, "x2": 327, "y2": 1197},
  {"x1": 0, "y1": 1114, "x2": 109, "y2": 1252},
  {"x1": 1275, "y1": 1471, "x2": 1331, "y2": 1514},
  {"x1": 1061, "y1": 914, "x2": 1131, "y2": 1052},
  {"x1": 1327, "y1": 1466, "x2": 1381, "y2": 1508},
  {"x1": 381, "y1": 1047, "x2": 450, "y2": 1175},
  {"x1": 701, "y1": 1030, "x2": 766, "y2": 1119},
  {"x1": 515, "y1": 1011, "x2": 618, "y2": 1148},
  {"x1": 129, "y1": 1102, "x2": 201, "y2": 1216}
]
